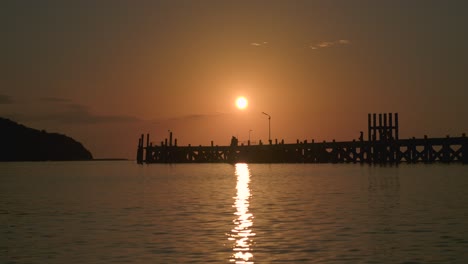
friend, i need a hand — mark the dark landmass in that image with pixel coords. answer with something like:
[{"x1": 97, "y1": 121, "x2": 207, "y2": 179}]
[{"x1": 0, "y1": 117, "x2": 93, "y2": 161}]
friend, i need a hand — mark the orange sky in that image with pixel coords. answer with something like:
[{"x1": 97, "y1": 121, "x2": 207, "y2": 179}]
[{"x1": 1, "y1": 1, "x2": 468, "y2": 159}]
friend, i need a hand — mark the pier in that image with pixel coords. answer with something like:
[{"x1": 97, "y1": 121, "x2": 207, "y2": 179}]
[{"x1": 137, "y1": 113, "x2": 467, "y2": 164}]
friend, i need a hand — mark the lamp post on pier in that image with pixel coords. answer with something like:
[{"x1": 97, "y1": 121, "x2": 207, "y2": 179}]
[
  {"x1": 262, "y1": 112, "x2": 271, "y2": 144},
  {"x1": 168, "y1": 130, "x2": 172, "y2": 146}
]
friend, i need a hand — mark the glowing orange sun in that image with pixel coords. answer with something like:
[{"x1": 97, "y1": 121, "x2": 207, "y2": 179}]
[{"x1": 235, "y1": 97, "x2": 248, "y2": 110}]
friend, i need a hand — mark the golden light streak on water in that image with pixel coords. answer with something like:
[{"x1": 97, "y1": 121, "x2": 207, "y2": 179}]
[{"x1": 228, "y1": 163, "x2": 255, "y2": 264}]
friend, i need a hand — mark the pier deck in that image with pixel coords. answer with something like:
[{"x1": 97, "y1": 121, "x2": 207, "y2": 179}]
[{"x1": 137, "y1": 113, "x2": 467, "y2": 164}]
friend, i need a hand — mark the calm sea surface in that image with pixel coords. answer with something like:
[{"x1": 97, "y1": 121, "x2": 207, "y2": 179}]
[{"x1": 1, "y1": 161, "x2": 468, "y2": 263}]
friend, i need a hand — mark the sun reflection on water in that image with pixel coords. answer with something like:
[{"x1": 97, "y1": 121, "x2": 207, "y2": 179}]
[{"x1": 228, "y1": 163, "x2": 255, "y2": 263}]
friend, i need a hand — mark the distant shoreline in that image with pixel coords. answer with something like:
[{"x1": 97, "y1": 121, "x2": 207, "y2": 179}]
[
  {"x1": 92, "y1": 158, "x2": 130, "y2": 161},
  {"x1": 0, "y1": 159, "x2": 131, "y2": 162}
]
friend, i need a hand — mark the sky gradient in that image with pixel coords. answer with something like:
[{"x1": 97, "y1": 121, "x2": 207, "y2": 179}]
[{"x1": 1, "y1": 0, "x2": 468, "y2": 159}]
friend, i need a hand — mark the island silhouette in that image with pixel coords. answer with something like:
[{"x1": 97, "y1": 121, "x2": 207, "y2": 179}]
[{"x1": 0, "y1": 117, "x2": 93, "y2": 161}]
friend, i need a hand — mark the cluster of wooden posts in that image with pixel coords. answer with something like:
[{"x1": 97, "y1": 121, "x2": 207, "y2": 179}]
[{"x1": 137, "y1": 113, "x2": 467, "y2": 164}]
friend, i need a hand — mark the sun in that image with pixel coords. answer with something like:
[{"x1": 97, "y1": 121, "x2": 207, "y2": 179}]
[{"x1": 235, "y1": 97, "x2": 248, "y2": 110}]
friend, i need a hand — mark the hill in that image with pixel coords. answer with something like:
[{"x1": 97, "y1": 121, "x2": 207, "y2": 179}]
[{"x1": 0, "y1": 118, "x2": 93, "y2": 161}]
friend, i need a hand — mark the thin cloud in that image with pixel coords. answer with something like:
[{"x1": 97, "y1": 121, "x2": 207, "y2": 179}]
[
  {"x1": 250, "y1": 41, "x2": 268, "y2": 47},
  {"x1": 0, "y1": 94, "x2": 13, "y2": 104},
  {"x1": 310, "y1": 39, "x2": 351, "y2": 50},
  {"x1": 317, "y1": 41, "x2": 334, "y2": 48}
]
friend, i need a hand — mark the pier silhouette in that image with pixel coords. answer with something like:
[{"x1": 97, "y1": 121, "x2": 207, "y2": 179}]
[{"x1": 137, "y1": 113, "x2": 467, "y2": 164}]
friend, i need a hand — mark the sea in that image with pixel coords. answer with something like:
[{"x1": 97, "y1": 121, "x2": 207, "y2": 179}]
[{"x1": 1, "y1": 161, "x2": 468, "y2": 263}]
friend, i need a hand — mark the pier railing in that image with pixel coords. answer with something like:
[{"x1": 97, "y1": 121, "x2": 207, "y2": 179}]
[{"x1": 137, "y1": 136, "x2": 467, "y2": 164}]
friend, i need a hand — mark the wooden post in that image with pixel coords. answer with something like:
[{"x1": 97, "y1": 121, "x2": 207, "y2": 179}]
[
  {"x1": 372, "y1": 113, "x2": 377, "y2": 141},
  {"x1": 382, "y1": 113, "x2": 388, "y2": 161},
  {"x1": 141, "y1": 134, "x2": 145, "y2": 163},
  {"x1": 137, "y1": 136, "x2": 143, "y2": 164},
  {"x1": 366, "y1": 114, "x2": 371, "y2": 162},
  {"x1": 383, "y1": 113, "x2": 387, "y2": 130},
  {"x1": 371, "y1": 113, "x2": 376, "y2": 163},
  {"x1": 462, "y1": 135, "x2": 468, "y2": 164},
  {"x1": 145, "y1": 133, "x2": 151, "y2": 162},
  {"x1": 389, "y1": 113, "x2": 393, "y2": 139},
  {"x1": 169, "y1": 132, "x2": 173, "y2": 147},
  {"x1": 388, "y1": 113, "x2": 394, "y2": 162},
  {"x1": 368, "y1": 113, "x2": 371, "y2": 142},
  {"x1": 378, "y1": 113, "x2": 382, "y2": 141},
  {"x1": 395, "y1": 113, "x2": 399, "y2": 140},
  {"x1": 385, "y1": 113, "x2": 389, "y2": 137}
]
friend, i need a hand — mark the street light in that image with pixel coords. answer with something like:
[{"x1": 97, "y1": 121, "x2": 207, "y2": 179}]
[
  {"x1": 249, "y1": 129, "x2": 253, "y2": 141},
  {"x1": 261, "y1": 112, "x2": 271, "y2": 144}
]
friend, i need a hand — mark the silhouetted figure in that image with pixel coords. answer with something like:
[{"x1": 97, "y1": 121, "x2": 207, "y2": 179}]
[{"x1": 230, "y1": 136, "x2": 238, "y2": 147}]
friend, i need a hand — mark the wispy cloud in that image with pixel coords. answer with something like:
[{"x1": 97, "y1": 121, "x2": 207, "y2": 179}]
[
  {"x1": 317, "y1": 41, "x2": 334, "y2": 48},
  {"x1": 310, "y1": 39, "x2": 351, "y2": 50},
  {"x1": 0, "y1": 94, "x2": 13, "y2": 104},
  {"x1": 250, "y1": 41, "x2": 268, "y2": 47}
]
